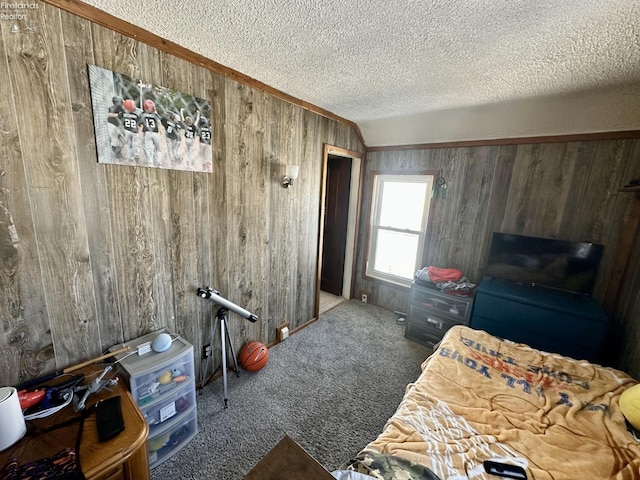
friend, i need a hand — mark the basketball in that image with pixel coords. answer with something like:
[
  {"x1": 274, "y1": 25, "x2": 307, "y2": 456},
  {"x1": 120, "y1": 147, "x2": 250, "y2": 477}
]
[{"x1": 239, "y1": 341, "x2": 269, "y2": 372}]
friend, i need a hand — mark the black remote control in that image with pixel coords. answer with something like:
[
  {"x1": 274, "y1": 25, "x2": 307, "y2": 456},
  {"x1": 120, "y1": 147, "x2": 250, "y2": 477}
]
[{"x1": 483, "y1": 460, "x2": 527, "y2": 479}]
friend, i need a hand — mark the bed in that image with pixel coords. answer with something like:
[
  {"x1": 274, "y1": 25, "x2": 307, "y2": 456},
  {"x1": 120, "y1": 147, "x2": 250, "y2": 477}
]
[{"x1": 340, "y1": 325, "x2": 640, "y2": 480}]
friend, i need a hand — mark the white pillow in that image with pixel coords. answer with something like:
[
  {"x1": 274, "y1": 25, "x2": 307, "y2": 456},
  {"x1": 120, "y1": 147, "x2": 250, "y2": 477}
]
[{"x1": 331, "y1": 470, "x2": 376, "y2": 480}]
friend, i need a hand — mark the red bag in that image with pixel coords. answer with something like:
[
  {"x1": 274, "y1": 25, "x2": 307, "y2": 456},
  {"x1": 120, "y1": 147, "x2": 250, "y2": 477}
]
[{"x1": 427, "y1": 266, "x2": 463, "y2": 283}]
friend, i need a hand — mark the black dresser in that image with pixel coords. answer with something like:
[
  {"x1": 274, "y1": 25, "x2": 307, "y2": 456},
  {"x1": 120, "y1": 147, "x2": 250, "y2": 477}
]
[{"x1": 470, "y1": 276, "x2": 608, "y2": 362}]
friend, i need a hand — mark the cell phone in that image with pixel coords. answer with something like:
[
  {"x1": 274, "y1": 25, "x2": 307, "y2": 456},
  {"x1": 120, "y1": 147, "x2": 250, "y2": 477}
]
[
  {"x1": 95, "y1": 395, "x2": 125, "y2": 441},
  {"x1": 483, "y1": 460, "x2": 527, "y2": 479}
]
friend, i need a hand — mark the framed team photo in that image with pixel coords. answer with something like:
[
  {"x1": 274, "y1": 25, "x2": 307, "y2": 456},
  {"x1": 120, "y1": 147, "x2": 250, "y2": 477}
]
[{"x1": 87, "y1": 65, "x2": 213, "y2": 173}]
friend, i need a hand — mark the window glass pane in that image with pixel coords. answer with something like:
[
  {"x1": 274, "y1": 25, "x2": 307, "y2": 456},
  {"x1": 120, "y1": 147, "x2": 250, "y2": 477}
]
[
  {"x1": 379, "y1": 181, "x2": 427, "y2": 230},
  {"x1": 373, "y1": 229, "x2": 419, "y2": 279},
  {"x1": 366, "y1": 173, "x2": 435, "y2": 287}
]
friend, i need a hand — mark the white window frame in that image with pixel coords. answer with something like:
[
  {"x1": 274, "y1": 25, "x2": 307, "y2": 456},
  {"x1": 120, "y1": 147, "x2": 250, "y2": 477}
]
[{"x1": 365, "y1": 173, "x2": 435, "y2": 287}]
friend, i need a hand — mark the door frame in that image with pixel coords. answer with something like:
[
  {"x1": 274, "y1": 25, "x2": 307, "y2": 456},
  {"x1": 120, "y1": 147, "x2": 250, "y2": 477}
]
[{"x1": 315, "y1": 144, "x2": 364, "y2": 318}]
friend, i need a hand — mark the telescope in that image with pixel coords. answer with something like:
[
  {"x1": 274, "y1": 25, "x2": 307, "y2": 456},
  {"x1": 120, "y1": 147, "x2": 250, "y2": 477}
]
[
  {"x1": 196, "y1": 287, "x2": 258, "y2": 407},
  {"x1": 196, "y1": 287, "x2": 258, "y2": 322}
]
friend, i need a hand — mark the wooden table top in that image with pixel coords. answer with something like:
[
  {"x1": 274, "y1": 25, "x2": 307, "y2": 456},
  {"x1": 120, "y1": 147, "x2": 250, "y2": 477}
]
[{"x1": 243, "y1": 434, "x2": 335, "y2": 480}]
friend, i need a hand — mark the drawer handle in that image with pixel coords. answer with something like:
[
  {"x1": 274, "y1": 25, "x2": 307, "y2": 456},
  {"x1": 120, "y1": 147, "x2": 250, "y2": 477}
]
[{"x1": 427, "y1": 317, "x2": 444, "y2": 329}]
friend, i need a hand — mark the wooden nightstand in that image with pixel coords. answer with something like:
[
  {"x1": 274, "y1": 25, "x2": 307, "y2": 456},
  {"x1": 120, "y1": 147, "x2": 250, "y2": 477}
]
[{"x1": 0, "y1": 366, "x2": 150, "y2": 480}]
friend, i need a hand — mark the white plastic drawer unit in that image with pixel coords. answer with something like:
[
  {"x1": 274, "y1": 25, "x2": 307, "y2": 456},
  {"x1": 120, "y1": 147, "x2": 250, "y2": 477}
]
[
  {"x1": 112, "y1": 330, "x2": 195, "y2": 405},
  {"x1": 111, "y1": 330, "x2": 198, "y2": 468}
]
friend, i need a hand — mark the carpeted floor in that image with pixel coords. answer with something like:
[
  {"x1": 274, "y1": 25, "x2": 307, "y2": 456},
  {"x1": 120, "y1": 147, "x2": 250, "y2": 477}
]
[{"x1": 151, "y1": 300, "x2": 432, "y2": 480}]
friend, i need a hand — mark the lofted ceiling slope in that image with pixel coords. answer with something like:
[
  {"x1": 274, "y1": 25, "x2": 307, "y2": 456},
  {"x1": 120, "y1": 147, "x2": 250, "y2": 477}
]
[{"x1": 82, "y1": 0, "x2": 640, "y2": 147}]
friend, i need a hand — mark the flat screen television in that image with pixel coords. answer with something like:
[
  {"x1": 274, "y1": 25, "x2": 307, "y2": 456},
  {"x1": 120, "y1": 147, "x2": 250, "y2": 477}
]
[{"x1": 485, "y1": 232, "x2": 604, "y2": 296}]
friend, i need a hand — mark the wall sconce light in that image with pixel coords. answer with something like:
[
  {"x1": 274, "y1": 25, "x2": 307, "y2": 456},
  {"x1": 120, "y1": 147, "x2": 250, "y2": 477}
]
[{"x1": 282, "y1": 165, "x2": 300, "y2": 188}]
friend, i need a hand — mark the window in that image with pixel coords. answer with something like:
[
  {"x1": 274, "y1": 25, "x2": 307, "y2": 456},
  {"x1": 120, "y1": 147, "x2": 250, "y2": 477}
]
[{"x1": 365, "y1": 173, "x2": 435, "y2": 286}]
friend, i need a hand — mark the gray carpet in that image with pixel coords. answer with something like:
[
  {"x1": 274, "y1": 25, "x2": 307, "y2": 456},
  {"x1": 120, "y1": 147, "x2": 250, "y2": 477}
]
[{"x1": 151, "y1": 300, "x2": 432, "y2": 479}]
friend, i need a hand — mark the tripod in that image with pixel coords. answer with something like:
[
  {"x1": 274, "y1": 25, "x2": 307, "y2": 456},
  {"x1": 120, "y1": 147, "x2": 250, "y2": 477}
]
[{"x1": 199, "y1": 306, "x2": 240, "y2": 408}]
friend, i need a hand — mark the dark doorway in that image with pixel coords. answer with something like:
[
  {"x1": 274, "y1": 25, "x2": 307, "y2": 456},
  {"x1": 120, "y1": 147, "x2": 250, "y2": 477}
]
[{"x1": 321, "y1": 155, "x2": 352, "y2": 296}]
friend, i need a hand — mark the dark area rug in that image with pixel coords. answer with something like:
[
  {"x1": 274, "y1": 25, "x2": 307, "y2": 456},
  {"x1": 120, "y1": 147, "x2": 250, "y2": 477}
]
[{"x1": 151, "y1": 299, "x2": 431, "y2": 480}]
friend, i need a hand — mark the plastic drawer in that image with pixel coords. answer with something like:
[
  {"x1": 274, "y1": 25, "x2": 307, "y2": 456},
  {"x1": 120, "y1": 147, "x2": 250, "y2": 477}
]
[
  {"x1": 404, "y1": 321, "x2": 442, "y2": 348},
  {"x1": 147, "y1": 406, "x2": 198, "y2": 469},
  {"x1": 112, "y1": 332, "x2": 195, "y2": 406},
  {"x1": 142, "y1": 379, "x2": 196, "y2": 430},
  {"x1": 409, "y1": 305, "x2": 465, "y2": 335},
  {"x1": 131, "y1": 350, "x2": 193, "y2": 407},
  {"x1": 411, "y1": 284, "x2": 473, "y2": 322}
]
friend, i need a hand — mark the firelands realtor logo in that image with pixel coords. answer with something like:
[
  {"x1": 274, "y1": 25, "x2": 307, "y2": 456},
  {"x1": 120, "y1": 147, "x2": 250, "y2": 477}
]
[{"x1": 0, "y1": 2, "x2": 39, "y2": 34}]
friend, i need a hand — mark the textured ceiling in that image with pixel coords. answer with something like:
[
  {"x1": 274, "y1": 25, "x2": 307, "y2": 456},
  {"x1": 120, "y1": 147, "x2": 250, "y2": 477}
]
[{"x1": 83, "y1": 0, "x2": 640, "y2": 146}]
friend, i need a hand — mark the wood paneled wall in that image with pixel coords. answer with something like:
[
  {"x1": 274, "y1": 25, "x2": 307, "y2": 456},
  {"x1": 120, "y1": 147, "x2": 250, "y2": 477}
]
[
  {"x1": 356, "y1": 140, "x2": 640, "y2": 375},
  {"x1": 0, "y1": 4, "x2": 363, "y2": 386}
]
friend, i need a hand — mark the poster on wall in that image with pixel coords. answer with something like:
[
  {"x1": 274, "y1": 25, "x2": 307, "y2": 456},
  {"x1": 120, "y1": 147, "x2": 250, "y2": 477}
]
[{"x1": 88, "y1": 65, "x2": 212, "y2": 173}]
